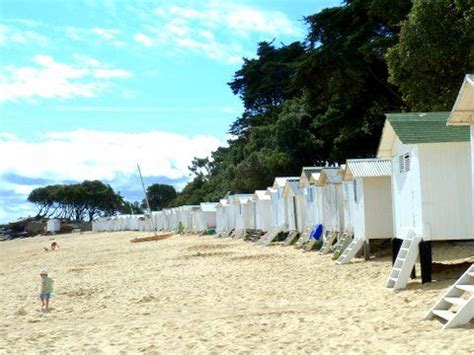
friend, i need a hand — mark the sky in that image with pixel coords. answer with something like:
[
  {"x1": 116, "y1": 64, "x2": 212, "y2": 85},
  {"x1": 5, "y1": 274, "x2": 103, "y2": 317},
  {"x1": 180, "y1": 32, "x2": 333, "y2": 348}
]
[{"x1": 0, "y1": 0, "x2": 340, "y2": 223}]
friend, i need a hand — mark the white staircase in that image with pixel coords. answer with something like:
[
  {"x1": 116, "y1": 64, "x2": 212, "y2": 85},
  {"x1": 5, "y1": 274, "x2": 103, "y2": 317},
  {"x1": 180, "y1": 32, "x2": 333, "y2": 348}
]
[
  {"x1": 258, "y1": 224, "x2": 285, "y2": 246},
  {"x1": 336, "y1": 235, "x2": 364, "y2": 265},
  {"x1": 333, "y1": 232, "x2": 353, "y2": 256},
  {"x1": 294, "y1": 227, "x2": 312, "y2": 248},
  {"x1": 425, "y1": 264, "x2": 474, "y2": 329},
  {"x1": 233, "y1": 229, "x2": 246, "y2": 239},
  {"x1": 283, "y1": 231, "x2": 300, "y2": 246},
  {"x1": 320, "y1": 231, "x2": 337, "y2": 254},
  {"x1": 386, "y1": 230, "x2": 421, "y2": 290}
]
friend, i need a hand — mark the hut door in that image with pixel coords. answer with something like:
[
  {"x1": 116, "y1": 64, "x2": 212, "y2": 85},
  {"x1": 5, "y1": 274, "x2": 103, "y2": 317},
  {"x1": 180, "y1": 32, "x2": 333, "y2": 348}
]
[{"x1": 293, "y1": 196, "x2": 298, "y2": 230}]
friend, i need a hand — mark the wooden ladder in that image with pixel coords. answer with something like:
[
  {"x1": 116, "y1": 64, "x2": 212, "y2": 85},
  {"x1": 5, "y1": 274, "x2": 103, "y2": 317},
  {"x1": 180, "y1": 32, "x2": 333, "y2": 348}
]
[
  {"x1": 283, "y1": 230, "x2": 300, "y2": 246},
  {"x1": 333, "y1": 232, "x2": 353, "y2": 257},
  {"x1": 425, "y1": 264, "x2": 474, "y2": 329},
  {"x1": 320, "y1": 231, "x2": 337, "y2": 254},
  {"x1": 336, "y1": 235, "x2": 364, "y2": 265},
  {"x1": 294, "y1": 226, "x2": 312, "y2": 248},
  {"x1": 386, "y1": 230, "x2": 421, "y2": 290},
  {"x1": 258, "y1": 224, "x2": 284, "y2": 246}
]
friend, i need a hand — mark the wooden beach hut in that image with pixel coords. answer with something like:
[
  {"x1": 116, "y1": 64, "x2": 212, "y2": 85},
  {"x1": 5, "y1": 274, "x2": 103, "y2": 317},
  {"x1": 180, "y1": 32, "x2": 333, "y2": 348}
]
[
  {"x1": 424, "y1": 75, "x2": 474, "y2": 329},
  {"x1": 447, "y1": 74, "x2": 474, "y2": 229},
  {"x1": 295, "y1": 167, "x2": 325, "y2": 247},
  {"x1": 253, "y1": 190, "x2": 273, "y2": 232},
  {"x1": 234, "y1": 195, "x2": 256, "y2": 238},
  {"x1": 336, "y1": 158, "x2": 393, "y2": 264},
  {"x1": 377, "y1": 112, "x2": 472, "y2": 290},
  {"x1": 316, "y1": 167, "x2": 345, "y2": 252},
  {"x1": 216, "y1": 198, "x2": 230, "y2": 236}
]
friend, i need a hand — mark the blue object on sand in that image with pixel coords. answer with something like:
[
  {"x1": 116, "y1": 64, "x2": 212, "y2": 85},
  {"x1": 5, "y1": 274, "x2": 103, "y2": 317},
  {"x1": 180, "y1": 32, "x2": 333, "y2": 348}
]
[{"x1": 310, "y1": 224, "x2": 323, "y2": 240}]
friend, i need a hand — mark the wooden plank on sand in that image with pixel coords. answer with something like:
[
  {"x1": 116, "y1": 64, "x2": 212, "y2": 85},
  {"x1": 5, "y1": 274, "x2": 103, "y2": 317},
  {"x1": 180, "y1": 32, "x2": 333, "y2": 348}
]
[{"x1": 130, "y1": 234, "x2": 174, "y2": 243}]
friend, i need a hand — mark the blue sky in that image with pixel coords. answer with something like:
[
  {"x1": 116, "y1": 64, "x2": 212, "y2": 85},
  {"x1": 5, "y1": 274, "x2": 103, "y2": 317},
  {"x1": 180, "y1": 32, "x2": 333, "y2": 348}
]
[{"x1": 0, "y1": 0, "x2": 340, "y2": 223}]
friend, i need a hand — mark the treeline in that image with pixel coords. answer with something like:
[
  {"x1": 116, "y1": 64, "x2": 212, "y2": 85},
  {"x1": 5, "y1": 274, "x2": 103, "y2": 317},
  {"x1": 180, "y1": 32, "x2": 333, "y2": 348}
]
[
  {"x1": 28, "y1": 181, "x2": 178, "y2": 221},
  {"x1": 171, "y1": 0, "x2": 473, "y2": 206},
  {"x1": 27, "y1": 180, "x2": 142, "y2": 221}
]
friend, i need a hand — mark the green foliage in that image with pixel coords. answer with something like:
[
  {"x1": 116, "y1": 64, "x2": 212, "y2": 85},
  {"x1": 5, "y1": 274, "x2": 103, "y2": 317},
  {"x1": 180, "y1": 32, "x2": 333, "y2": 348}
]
[
  {"x1": 387, "y1": 0, "x2": 474, "y2": 111},
  {"x1": 27, "y1": 180, "x2": 125, "y2": 221},
  {"x1": 120, "y1": 200, "x2": 144, "y2": 215},
  {"x1": 173, "y1": 0, "x2": 469, "y2": 206},
  {"x1": 142, "y1": 183, "x2": 177, "y2": 211}
]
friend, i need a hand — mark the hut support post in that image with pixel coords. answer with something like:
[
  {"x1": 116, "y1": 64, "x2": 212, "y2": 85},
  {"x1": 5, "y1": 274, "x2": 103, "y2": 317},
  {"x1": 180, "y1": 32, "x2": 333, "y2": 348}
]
[
  {"x1": 391, "y1": 238, "x2": 402, "y2": 265},
  {"x1": 363, "y1": 241, "x2": 370, "y2": 261},
  {"x1": 419, "y1": 241, "x2": 432, "y2": 284}
]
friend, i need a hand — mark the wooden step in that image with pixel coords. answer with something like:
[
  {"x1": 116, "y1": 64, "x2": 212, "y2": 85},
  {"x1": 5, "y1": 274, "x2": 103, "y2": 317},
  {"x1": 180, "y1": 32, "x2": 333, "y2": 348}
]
[
  {"x1": 456, "y1": 285, "x2": 474, "y2": 293},
  {"x1": 432, "y1": 310, "x2": 456, "y2": 322},
  {"x1": 444, "y1": 297, "x2": 467, "y2": 307}
]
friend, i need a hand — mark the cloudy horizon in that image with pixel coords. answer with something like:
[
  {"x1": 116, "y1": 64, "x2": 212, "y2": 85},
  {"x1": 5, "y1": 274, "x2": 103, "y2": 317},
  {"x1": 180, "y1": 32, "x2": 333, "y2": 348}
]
[{"x1": 0, "y1": 0, "x2": 338, "y2": 223}]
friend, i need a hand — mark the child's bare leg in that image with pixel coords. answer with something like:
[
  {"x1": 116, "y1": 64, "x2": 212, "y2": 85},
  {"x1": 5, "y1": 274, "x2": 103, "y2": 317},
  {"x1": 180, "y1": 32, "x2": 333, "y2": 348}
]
[
  {"x1": 45, "y1": 298, "x2": 49, "y2": 311},
  {"x1": 41, "y1": 297, "x2": 45, "y2": 309}
]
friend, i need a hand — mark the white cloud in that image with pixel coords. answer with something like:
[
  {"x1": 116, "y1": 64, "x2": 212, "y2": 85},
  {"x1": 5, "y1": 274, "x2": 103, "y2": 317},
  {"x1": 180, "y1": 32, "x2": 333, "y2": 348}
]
[
  {"x1": 88, "y1": 28, "x2": 120, "y2": 39},
  {"x1": 66, "y1": 27, "x2": 121, "y2": 41},
  {"x1": 0, "y1": 24, "x2": 48, "y2": 45},
  {"x1": 0, "y1": 55, "x2": 132, "y2": 102},
  {"x1": 134, "y1": 1, "x2": 302, "y2": 64},
  {"x1": 134, "y1": 33, "x2": 153, "y2": 47},
  {"x1": 0, "y1": 129, "x2": 222, "y2": 184},
  {"x1": 155, "y1": 2, "x2": 301, "y2": 37}
]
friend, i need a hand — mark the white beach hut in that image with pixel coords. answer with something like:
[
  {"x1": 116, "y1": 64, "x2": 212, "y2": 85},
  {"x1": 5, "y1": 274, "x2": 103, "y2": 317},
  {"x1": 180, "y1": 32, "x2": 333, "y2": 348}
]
[
  {"x1": 192, "y1": 202, "x2": 217, "y2": 233},
  {"x1": 47, "y1": 219, "x2": 61, "y2": 233},
  {"x1": 268, "y1": 177, "x2": 299, "y2": 230},
  {"x1": 234, "y1": 195, "x2": 256, "y2": 237},
  {"x1": 299, "y1": 167, "x2": 324, "y2": 229},
  {"x1": 377, "y1": 111, "x2": 472, "y2": 289},
  {"x1": 216, "y1": 198, "x2": 230, "y2": 235},
  {"x1": 282, "y1": 178, "x2": 306, "y2": 233},
  {"x1": 253, "y1": 190, "x2": 273, "y2": 232},
  {"x1": 425, "y1": 75, "x2": 474, "y2": 329},
  {"x1": 447, "y1": 74, "x2": 474, "y2": 229},
  {"x1": 336, "y1": 158, "x2": 393, "y2": 264}
]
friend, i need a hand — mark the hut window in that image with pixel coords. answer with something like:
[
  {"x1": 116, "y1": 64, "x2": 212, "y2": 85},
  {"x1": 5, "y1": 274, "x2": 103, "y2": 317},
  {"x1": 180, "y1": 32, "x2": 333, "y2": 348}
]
[
  {"x1": 399, "y1": 153, "x2": 411, "y2": 173},
  {"x1": 353, "y1": 180, "x2": 358, "y2": 203},
  {"x1": 239, "y1": 205, "x2": 242, "y2": 215},
  {"x1": 308, "y1": 188, "x2": 314, "y2": 202}
]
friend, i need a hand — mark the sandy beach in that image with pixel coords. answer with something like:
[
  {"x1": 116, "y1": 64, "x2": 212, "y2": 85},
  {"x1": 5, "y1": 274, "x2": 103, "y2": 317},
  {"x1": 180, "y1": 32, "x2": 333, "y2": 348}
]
[{"x1": 0, "y1": 232, "x2": 473, "y2": 354}]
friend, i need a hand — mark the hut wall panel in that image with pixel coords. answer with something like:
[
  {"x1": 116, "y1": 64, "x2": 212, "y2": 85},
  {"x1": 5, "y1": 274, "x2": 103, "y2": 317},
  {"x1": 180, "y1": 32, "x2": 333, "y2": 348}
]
[
  {"x1": 391, "y1": 138, "x2": 423, "y2": 239},
  {"x1": 363, "y1": 176, "x2": 393, "y2": 239},
  {"x1": 418, "y1": 142, "x2": 472, "y2": 240}
]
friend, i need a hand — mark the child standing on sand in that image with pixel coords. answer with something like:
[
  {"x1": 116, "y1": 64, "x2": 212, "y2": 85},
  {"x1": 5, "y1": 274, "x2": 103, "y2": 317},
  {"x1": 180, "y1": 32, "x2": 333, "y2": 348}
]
[{"x1": 39, "y1": 269, "x2": 53, "y2": 312}]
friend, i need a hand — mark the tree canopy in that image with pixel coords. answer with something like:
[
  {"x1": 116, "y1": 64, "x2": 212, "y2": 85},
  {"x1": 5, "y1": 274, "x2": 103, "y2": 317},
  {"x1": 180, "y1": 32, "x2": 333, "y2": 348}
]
[
  {"x1": 142, "y1": 183, "x2": 177, "y2": 211},
  {"x1": 28, "y1": 180, "x2": 128, "y2": 221},
  {"x1": 387, "y1": 0, "x2": 474, "y2": 111}
]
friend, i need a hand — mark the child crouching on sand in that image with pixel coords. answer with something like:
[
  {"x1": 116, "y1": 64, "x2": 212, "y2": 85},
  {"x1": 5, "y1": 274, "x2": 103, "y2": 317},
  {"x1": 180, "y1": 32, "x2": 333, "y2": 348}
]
[{"x1": 39, "y1": 269, "x2": 53, "y2": 312}]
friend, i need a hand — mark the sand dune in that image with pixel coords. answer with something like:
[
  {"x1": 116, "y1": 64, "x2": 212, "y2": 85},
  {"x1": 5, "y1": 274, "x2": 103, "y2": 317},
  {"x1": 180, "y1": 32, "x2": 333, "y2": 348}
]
[{"x1": 0, "y1": 232, "x2": 473, "y2": 354}]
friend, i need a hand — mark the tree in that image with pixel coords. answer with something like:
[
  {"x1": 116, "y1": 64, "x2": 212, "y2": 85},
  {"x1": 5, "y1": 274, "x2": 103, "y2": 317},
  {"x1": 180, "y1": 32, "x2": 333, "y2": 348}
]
[
  {"x1": 142, "y1": 184, "x2": 177, "y2": 211},
  {"x1": 27, "y1": 180, "x2": 126, "y2": 221},
  {"x1": 387, "y1": 0, "x2": 474, "y2": 111}
]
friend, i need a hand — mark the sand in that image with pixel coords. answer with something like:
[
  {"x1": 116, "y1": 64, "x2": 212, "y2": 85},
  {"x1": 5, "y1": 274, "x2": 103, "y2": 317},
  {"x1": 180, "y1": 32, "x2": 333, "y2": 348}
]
[{"x1": 0, "y1": 232, "x2": 473, "y2": 354}]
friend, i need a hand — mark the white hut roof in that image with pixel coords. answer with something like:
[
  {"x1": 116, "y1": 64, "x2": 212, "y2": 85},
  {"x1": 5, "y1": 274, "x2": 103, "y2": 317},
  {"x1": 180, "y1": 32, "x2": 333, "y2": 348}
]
[
  {"x1": 283, "y1": 179, "x2": 303, "y2": 196},
  {"x1": 344, "y1": 158, "x2": 392, "y2": 180},
  {"x1": 200, "y1": 202, "x2": 217, "y2": 212},
  {"x1": 228, "y1": 194, "x2": 253, "y2": 203},
  {"x1": 299, "y1": 167, "x2": 324, "y2": 187},
  {"x1": 316, "y1": 168, "x2": 342, "y2": 185},
  {"x1": 273, "y1": 177, "x2": 299, "y2": 188},
  {"x1": 254, "y1": 190, "x2": 270, "y2": 200},
  {"x1": 448, "y1": 74, "x2": 474, "y2": 126}
]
